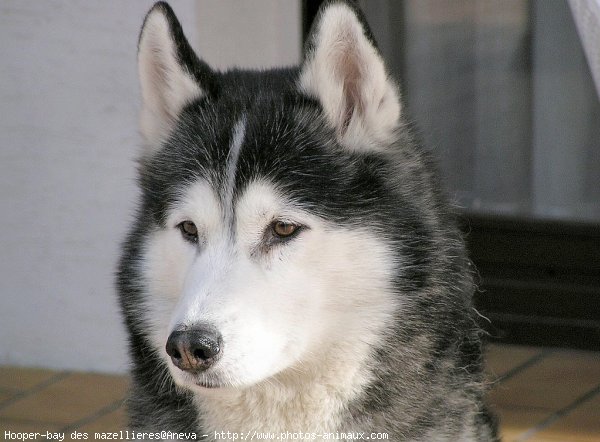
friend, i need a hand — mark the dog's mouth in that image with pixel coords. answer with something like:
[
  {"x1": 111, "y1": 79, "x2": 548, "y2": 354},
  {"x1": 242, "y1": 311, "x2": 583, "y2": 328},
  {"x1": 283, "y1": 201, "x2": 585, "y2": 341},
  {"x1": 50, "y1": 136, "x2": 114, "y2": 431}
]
[
  {"x1": 195, "y1": 379, "x2": 222, "y2": 389},
  {"x1": 193, "y1": 371, "x2": 223, "y2": 389},
  {"x1": 171, "y1": 367, "x2": 227, "y2": 391}
]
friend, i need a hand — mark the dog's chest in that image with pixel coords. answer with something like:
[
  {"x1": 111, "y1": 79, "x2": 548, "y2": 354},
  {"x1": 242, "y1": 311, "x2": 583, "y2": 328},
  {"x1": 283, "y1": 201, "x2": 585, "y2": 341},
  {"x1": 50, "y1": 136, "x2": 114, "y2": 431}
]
[{"x1": 195, "y1": 383, "x2": 356, "y2": 442}]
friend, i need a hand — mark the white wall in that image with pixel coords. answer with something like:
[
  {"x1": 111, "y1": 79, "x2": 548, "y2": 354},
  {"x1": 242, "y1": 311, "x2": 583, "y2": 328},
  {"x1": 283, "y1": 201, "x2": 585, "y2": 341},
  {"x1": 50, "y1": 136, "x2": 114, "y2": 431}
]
[
  {"x1": 196, "y1": 0, "x2": 301, "y2": 70},
  {"x1": 0, "y1": 1, "x2": 301, "y2": 374}
]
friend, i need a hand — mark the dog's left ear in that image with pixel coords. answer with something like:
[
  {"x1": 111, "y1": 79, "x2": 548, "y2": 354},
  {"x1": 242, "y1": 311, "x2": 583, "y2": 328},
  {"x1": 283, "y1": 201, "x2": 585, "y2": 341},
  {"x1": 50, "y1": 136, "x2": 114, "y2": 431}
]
[{"x1": 299, "y1": 1, "x2": 401, "y2": 151}]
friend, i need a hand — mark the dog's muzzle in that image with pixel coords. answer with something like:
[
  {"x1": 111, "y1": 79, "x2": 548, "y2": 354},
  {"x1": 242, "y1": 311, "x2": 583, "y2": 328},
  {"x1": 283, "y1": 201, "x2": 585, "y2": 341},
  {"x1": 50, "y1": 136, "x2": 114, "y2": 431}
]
[{"x1": 165, "y1": 325, "x2": 222, "y2": 372}]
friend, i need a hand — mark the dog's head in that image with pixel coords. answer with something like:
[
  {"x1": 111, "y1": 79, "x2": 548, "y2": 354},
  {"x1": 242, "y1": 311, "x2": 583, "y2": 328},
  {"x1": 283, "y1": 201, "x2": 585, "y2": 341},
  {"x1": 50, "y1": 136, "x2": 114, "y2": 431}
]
[{"x1": 133, "y1": 1, "x2": 409, "y2": 393}]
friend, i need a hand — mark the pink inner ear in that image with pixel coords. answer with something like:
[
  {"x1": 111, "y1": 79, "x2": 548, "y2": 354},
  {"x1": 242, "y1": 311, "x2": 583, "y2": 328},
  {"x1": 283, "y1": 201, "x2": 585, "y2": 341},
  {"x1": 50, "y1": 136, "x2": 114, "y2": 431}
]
[
  {"x1": 335, "y1": 44, "x2": 365, "y2": 137},
  {"x1": 146, "y1": 54, "x2": 172, "y2": 118},
  {"x1": 139, "y1": 21, "x2": 174, "y2": 119}
]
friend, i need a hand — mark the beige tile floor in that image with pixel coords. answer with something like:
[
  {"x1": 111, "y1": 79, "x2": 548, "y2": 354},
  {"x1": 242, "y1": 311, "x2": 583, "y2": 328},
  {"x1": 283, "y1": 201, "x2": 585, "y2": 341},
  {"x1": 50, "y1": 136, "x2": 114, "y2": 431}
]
[{"x1": 0, "y1": 344, "x2": 599, "y2": 441}]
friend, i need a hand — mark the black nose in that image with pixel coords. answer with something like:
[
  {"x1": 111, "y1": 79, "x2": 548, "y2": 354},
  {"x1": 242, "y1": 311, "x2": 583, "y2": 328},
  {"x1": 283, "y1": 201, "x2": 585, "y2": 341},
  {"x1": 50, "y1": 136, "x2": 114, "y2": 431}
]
[{"x1": 165, "y1": 325, "x2": 222, "y2": 372}]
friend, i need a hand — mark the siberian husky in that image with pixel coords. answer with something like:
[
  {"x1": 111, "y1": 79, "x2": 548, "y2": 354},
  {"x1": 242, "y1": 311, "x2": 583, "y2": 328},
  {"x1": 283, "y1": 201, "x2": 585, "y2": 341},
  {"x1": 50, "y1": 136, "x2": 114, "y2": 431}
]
[{"x1": 117, "y1": 1, "x2": 498, "y2": 440}]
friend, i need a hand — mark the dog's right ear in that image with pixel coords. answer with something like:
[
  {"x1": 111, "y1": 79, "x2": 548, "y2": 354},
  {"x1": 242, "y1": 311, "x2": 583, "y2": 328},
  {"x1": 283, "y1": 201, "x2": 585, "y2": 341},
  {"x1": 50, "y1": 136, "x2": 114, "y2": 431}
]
[{"x1": 138, "y1": 2, "x2": 215, "y2": 154}]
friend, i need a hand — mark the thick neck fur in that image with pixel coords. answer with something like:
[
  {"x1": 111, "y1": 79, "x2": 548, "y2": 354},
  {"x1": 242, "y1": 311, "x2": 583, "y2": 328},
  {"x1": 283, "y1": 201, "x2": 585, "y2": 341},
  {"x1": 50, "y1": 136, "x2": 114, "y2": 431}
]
[{"x1": 194, "y1": 344, "x2": 373, "y2": 440}]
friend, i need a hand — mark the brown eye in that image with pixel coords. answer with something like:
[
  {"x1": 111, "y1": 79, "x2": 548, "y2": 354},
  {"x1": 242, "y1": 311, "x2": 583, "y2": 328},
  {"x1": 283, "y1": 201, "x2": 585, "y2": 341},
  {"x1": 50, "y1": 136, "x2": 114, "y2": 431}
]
[
  {"x1": 178, "y1": 220, "x2": 198, "y2": 242},
  {"x1": 272, "y1": 221, "x2": 299, "y2": 238}
]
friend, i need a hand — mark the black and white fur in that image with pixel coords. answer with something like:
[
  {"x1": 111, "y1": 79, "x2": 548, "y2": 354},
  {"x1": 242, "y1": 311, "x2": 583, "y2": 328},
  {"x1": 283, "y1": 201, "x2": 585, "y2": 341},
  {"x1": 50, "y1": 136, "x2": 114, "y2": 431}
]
[{"x1": 117, "y1": 2, "x2": 499, "y2": 440}]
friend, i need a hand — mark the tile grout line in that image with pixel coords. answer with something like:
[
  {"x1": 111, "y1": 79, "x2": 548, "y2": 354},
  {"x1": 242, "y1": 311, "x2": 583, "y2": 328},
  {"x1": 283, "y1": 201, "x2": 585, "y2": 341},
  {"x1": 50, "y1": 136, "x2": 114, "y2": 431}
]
[
  {"x1": 58, "y1": 398, "x2": 125, "y2": 434},
  {"x1": 494, "y1": 350, "x2": 551, "y2": 385},
  {"x1": 0, "y1": 371, "x2": 71, "y2": 411},
  {"x1": 513, "y1": 382, "x2": 600, "y2": 442}
]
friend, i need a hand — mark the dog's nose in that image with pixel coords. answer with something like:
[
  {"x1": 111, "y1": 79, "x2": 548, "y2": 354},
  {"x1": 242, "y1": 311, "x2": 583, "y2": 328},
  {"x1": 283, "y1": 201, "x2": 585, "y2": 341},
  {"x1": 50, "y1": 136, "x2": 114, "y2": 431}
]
[{"x1": 165, "y1": 326, "x2": 222, "y2": 372}]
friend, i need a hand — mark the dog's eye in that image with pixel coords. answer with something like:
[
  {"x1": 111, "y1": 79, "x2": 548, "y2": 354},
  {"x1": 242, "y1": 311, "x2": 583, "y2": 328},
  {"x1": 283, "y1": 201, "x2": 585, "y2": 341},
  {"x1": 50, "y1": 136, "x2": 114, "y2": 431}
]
[
  {"x1": 272, "y1": 221, "x2": 299, "y2": 238},
  {"x1": 178, "y1": 220, "x2": 198, "y2": 242}
]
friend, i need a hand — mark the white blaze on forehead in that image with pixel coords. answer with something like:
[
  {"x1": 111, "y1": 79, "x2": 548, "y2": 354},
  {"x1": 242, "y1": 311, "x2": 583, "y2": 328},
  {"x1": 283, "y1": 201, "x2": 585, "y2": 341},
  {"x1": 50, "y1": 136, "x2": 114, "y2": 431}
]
[{"x1": 223, "y1": 116, "x2": 247, "y2": 216}]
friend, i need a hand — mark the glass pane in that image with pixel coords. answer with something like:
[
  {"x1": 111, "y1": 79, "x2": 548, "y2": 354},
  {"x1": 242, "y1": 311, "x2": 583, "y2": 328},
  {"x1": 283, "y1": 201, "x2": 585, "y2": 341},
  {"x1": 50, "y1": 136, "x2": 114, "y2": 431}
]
[{"x1": 360, "y1": 0, "x2": 600, "y2": 223}]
